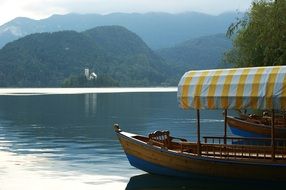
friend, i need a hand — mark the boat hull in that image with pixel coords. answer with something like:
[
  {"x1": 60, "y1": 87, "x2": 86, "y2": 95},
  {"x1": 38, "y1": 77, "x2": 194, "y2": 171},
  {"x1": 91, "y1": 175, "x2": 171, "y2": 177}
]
[
  {"x1": 227, "y1": 116, "x2": 286, "y2": 138},
  {"x1": 229, "y1": 125, "x2": 268, "y2": 138},
  {"x1": 126, "y1": 153, "x2": 198, "y2": 178},
  {"x1": 117, "y1": 131, "x2": 286, "y2": 181}
]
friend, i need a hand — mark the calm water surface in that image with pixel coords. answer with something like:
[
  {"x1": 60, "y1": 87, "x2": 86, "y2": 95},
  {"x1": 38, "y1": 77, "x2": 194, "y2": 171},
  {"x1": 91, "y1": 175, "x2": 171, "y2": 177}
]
[{"x1": 0, "y1": 91, "x2": 268, "y2": 189}]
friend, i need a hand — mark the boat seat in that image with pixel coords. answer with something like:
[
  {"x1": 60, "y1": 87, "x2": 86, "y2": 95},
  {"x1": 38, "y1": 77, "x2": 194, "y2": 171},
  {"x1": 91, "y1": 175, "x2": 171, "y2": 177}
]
[
  {"x1": 148, "y1": 130, "x2": 173, "y2": 148},
  {"x1": 148, "y1": 130, "x2": 187, "y2": 149}
]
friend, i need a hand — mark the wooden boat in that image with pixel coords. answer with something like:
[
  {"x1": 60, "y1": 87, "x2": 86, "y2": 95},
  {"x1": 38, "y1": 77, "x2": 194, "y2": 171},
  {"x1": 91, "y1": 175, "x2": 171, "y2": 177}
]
[
  {"x1": 115, "y1": 66, "x2": 286, "y2": 181},
  {"x1": 227, "y1": 115, "x2": 286, "y2": 138},
  {"x1": 115, "y1": 125, "x2": 286, "y2": 181}
]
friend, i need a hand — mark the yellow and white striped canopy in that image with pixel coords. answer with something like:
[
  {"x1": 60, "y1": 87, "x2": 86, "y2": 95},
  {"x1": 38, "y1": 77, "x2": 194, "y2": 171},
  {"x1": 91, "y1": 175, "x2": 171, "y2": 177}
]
[{"x1": 177, "y1": 66, "x2": 286, "y2": 110}]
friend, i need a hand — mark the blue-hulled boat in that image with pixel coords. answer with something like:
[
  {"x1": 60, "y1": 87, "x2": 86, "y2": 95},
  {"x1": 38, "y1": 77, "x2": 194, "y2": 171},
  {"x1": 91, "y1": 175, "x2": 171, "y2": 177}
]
[
  {"x1": 115, "y1": 66, "x2": 286, "y2": 181},
  {"x1": 227, "y1": 115, "x2": 286, "y2": 138}
]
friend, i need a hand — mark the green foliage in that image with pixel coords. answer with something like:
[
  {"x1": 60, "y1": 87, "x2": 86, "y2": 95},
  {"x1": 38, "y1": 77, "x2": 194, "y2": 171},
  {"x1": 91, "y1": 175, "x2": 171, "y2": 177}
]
[{"x1": 225, "y1": 0, "x2": 286, "y2": 67}]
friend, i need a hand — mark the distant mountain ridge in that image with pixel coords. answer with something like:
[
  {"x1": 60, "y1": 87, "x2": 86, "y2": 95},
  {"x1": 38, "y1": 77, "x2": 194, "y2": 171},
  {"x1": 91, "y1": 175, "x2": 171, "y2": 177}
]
[
  {"x1": 0, "y1": 26, "x2": 170, "y2": 87},
  {"x1": 0, "y1": 12, "x2": 238, "y2": 49}
]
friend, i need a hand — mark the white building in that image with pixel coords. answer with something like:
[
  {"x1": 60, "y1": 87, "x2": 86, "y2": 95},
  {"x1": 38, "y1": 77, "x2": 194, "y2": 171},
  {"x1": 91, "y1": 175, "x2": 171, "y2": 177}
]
[{"x1": 84, "y1": 68, "x2": 97, "y2": 80}]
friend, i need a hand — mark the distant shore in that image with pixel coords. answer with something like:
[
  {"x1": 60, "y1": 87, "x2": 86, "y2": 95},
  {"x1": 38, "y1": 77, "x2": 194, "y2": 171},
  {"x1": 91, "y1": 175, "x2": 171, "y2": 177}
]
[{"x1": 0, "y1": 87, "x2": 177, "y2": 95}]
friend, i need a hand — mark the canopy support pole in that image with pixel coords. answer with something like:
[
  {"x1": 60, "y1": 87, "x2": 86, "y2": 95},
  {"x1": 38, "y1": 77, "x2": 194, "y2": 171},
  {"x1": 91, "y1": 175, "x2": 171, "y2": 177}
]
[
  {"x1": 224, "y1": 109, "x2": 227, "y2": 145},
  {"x1": 196, "y1": 109, "x2": 201, "y2": 156},
  {"x1": 271, "y1": 109, "x2": 276, "y2": 161}
]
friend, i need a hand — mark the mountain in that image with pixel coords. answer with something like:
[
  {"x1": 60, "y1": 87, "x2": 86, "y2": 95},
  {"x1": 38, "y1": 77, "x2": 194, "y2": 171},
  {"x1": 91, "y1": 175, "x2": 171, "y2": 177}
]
[
  {"x1": 157, "y1": 33, "x2": 232, "y2": 80},
  {"x1": 0, "y1": 26, "x2": 169, "y2": 87},
  {"x1": 0, "y1": 12, "x2": 238, "y2": 49}
]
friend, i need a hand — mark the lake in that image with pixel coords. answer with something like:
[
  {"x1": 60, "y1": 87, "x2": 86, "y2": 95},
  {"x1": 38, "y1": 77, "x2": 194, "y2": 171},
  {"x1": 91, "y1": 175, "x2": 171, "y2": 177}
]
[{"x1": 0, "y1": 88, "x2": 256, "y2": 190}]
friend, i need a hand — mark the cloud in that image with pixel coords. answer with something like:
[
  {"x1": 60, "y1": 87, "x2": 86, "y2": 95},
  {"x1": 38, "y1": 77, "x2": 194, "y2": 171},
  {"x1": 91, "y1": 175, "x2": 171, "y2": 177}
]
[
  {"x1": 0, "y1": 0, "x2": 253, "y2": 25},
  {"x1": 0, "y1": 0, "x2": 67, "y2": 25}
]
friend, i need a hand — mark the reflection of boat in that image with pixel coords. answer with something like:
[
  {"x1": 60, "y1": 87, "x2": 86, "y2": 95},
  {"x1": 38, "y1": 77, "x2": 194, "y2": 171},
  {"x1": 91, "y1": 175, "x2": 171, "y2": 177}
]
[
  {"x1": 227, "y1": 115, "x2": 286, "y2": 138},
  {"x1": 126, "y1": 174, "x2": 281, "y2": 190},
  {"x1": 115, "y1": 66, "x2": 286, "y2": 181}
]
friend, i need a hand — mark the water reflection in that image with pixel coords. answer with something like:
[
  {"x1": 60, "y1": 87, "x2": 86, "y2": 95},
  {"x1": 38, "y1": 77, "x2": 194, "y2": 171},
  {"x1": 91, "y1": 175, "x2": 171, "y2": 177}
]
[
  {"x1": 84, "y1": 93, "x2": 97, "y2": 116},
  {"x1": 0, "y1": 92, "x2": 234, "y2": 188},
  {"x1": 126, "y1": 174, "x2": 283, "y2": 190}
]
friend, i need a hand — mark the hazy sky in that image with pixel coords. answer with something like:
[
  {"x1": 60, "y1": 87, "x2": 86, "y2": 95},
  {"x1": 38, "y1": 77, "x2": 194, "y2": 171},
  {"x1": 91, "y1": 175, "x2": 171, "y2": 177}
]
[{"x1": 0, "y1": 0, "x2": 253, "y2": 25}]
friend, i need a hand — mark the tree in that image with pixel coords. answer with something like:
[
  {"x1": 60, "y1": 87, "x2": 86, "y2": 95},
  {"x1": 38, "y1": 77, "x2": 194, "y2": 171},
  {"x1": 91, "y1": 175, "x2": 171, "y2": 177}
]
[{"x1": 225, "y1": 0, "x2": 286, "y2": 67}]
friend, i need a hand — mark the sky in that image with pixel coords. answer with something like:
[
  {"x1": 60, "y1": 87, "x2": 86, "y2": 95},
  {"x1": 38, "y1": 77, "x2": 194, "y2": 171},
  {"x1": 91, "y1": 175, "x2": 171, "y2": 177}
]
[{"x1": 0, "y1": 0, "x2": 253, "y2": 26}]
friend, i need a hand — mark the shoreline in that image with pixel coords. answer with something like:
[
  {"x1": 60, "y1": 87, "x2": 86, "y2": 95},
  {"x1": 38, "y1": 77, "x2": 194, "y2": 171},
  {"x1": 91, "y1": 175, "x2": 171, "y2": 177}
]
[{"x1": 0, "y1": 87, "x2": 177, "y2": 95}]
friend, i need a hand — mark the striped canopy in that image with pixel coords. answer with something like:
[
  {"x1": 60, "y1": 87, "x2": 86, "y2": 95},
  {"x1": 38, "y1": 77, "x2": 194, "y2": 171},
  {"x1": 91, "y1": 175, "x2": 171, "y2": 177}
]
[{"x1": 177, "y1": 66, "x2": 286, "y2": 110}]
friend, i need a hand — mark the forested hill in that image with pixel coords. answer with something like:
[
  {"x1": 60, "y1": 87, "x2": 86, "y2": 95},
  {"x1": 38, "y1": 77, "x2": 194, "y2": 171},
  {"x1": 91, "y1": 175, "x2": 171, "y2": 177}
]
[
  {"x1": 157, "y1": 34, "x2": 232, "y2": 81},
  {"x1": 0, "y1": 26, "x2": 170, "y2": 87}
]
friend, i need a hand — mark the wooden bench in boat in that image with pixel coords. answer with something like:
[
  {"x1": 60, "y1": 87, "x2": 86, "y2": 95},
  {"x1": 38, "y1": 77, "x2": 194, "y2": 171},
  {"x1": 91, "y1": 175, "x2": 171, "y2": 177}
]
[{"x1": 148, "y1": 130, "x2": 187, "y2": 149}]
